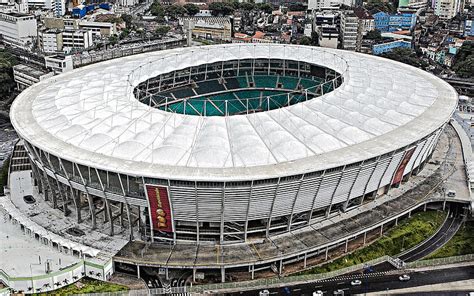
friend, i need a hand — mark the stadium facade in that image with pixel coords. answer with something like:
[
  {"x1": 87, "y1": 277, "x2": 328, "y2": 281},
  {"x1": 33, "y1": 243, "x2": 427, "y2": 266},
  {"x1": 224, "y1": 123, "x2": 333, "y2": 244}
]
[{"x1": 11, "y1": 44, "x2": 457, "y2": 264}]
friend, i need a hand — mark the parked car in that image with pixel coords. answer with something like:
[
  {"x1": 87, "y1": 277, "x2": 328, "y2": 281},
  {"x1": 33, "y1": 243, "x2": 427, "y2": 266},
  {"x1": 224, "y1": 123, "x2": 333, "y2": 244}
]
[
  {"x1": 351, "y1": 279, "x2": 362, "y2": 286},
  {"x1": 399, "y1": 274, "x2": 411, "y2": 281}
]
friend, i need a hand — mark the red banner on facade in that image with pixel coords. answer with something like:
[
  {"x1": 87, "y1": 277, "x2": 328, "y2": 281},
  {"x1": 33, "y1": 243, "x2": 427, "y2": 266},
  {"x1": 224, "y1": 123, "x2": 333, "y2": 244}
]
[
  {"x1": 392, "y1": 147, "x2": 416, "y2": 185},
  {"x1": 145, "y1": 184, "x2": 173, "y2": 233}
]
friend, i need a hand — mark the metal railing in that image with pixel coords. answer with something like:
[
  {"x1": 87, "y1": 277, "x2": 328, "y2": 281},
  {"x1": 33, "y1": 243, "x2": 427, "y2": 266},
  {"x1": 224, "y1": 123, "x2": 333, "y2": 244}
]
[
  {"x1": 69, "y1": 254, "x2": 474, "y2": 295},
  {"x1": 189, "y1": 256, "x2": 391, "y2": 293},
  {"x1": 72, "y1": 286, "x2": 188, "y2": 296},
  {"x1": 405, "y1": 253, "x2": 474, "y2": 268}
]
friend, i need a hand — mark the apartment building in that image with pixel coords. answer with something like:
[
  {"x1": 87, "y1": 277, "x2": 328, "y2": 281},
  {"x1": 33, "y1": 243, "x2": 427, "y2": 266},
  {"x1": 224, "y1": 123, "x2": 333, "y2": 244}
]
[
  {"x1": 62, "y1": 29, "x2": 92, "y2": 51},
  {"x1": 79, "y1": 20, "x2": 116, "y2": 37},
  {"x1": 434, "y1": 0, "x2": 464, "y2": 20},
  {"x1": 38, "y1": 29, "x2": 62, "y2": 52},
  {"x1": 0, "y1": 12, "x2": 37, "y2": 49},
  {"x1": 12, "y1": 64, "x2": 53, "y2": 90},
  {"x1": 340, "y1": 11, "x2": 362, "y2": 51},
  {"x1": 44, "y1": 54, "x2": 73, "y2": 73}
]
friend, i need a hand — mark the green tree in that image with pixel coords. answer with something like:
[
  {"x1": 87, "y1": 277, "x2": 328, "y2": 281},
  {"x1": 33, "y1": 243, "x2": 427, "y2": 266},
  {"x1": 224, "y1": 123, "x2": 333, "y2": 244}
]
[
  {"x1": 365, "y1": 0, "x2": 396, "y2": 14},
  {"x1": 165, "y1": 4, "x2": 187, "y2": 19},
  {"x1": 119, "y1": 28, "x2": 130, "y2": 40},
  {"x1": 380, "y1": 48, "x2": 428, "y2": 69},
  {"x1": 0, "y1": 49, "x2": 18, "y2": 100},
  {"x1": 256, "y1": 3, "x2": 273, "y2": 13},
  {"x1": 150, "y1": 0, "x2": 165, "y2": 19},
  {"x1": 183, "y1": 3, "x2": 200, "y2": 15},
  {"x1": 0, "y1": 157, "x2": 10, "y2": 196},
  {"x1": 288, "y1": 2, "x2": 306, "y2": 11},
  {"x1": 239, "y1": 2, "x2": 255, "y2": 11},
  {"x1": 121, "y1": 14, "x2": 133, "y2": 28},
  {"x1": 365, "y1": 29, "x2": 383, "y2": 41},
  {"x1": 155, "y1": 25, "x2": 171, "y2": 36},
  {"x1": 108, "y1": 35, "x2": 119, "y2": 46},
  {"x1": 208, "y1": 2, "x2": 235, "y2": 16},
  {"x1": 299, "y1": 36, "x2": 311, "y2": 45},
  {"x1": 452, "y1": 41, "x2": 474, "y2": 78}
]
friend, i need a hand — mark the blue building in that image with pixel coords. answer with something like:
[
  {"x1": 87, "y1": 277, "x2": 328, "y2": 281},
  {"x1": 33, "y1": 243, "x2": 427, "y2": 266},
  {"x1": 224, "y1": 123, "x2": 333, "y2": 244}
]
[
  {"x1": 72, "y1": 5, "x2": 87, "y2": 18},
  {"x1": 372, "y1": 40, "x2": 412, "y2": 55},
  {"x1": 373, "y1": 12, "x2": 390, "y2": 32},
  {"x1": 373, "y1": 12, "x2": 416, "y2": 32}
]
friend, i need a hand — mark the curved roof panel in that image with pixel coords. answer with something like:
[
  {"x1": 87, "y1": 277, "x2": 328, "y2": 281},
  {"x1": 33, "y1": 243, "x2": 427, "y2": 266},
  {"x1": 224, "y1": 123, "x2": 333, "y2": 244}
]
[{"x1": 11, "y1": 44, "x2": 457, "y2": 181}]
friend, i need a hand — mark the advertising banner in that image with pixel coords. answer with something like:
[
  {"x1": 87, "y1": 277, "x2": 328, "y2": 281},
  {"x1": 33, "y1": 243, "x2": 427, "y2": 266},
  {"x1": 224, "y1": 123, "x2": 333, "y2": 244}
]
[
  {"x1": 392, "y1": 147, "x2": 416, "y2": 185},
  {"x1": 145, "y1": 184, "x2": 173, "y2": 233}
]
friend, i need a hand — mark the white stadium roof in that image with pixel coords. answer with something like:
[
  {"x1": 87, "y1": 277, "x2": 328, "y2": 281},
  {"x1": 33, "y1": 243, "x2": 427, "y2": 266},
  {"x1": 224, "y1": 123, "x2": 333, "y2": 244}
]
[{"x1": 11, "y1": 44, "x2": 457, "y2": 181}]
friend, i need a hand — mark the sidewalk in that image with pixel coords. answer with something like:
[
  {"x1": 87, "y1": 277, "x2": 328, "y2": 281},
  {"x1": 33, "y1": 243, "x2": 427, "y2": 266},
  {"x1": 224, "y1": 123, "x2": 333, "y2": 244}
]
[{"x1": 360, "y1": 279, "x2": 474, "y2": 295}]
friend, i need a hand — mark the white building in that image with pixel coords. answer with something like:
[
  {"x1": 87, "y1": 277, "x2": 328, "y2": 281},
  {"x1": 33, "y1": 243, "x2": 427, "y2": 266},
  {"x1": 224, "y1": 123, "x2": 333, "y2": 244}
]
[
  {"x1": 44, "y1": 54, "x2": 73, "y2": 73},
  {"x1": 0, "y1": 0, "x2": 28, "y2": 13},
  {"x1": 62, "y1": 29, "x2": 92, "y2": 51},
  {"x1": 26, "y1": 0, "x2": 52, "y2": 9},
  {"x1": 317, "y1": 24, "x2": 339, "y2": 48},
  {"x1": 340, "y1": 11, "x2": 362, "y2": 51},
  {"x1": 79, "y1": 20, "x2": 116, "y2": 37},
  {"x1": 38, "y1": 29, "x2": 62, "y2": 53},
  {"x1": 118, "y1": 0, "x2": 137, "y2": 7},
  {"x1": 434, "y1": 0, "x2": 464, "y2": 20},
  {"x1": 180, "y1": 17, "x2": 232, "y2": 42},
  {"x1": 12, "y1": 64, "x2": 53, "y2": 90},
  {"x1": 0, "y1": 12, "x2": 37, "y2": 49},
  {"x1": 308, "y1": 0, "x2": 358, "y2": 10},
  {"x1": 53, "y1": 0, "x2": 65, "y2": 16}
]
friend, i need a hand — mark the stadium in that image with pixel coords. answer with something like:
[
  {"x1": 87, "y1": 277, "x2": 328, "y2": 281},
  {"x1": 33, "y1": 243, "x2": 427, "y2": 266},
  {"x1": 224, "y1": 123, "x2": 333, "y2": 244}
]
[{"x1": 10, "y1": 43, "x2": 458, "y2": 278}]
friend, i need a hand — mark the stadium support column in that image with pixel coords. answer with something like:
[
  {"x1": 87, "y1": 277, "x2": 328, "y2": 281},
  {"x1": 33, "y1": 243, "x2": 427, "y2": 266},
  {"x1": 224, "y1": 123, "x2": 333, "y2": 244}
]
[
  {"x1": 105, "y1": 198, "x2": 114, "y2": 236},
  {"x1": 88, "y1": 194, "x2": 97, "y2": 229},
  {"x1": 45, "y1": 152, "x2": 68, "y2": 214},
  {"x1": 75, "y1": 163, "x2": 96, "y2": 229},
  {"x1": 243, "y1": 181, "x2": 254, "y2": 241},
  {"x1": 326, "y1": 171, "x2": 343, "y2": 217},
  {"x1": 266, "y1": 178, "x2": 281, "y2": 238},
  {"x1": 221, "y1": 266, "x2": 225, "y2": 283},
  {"x1": 125, "y1": 203, "x2": 133, "y2": 241},
  {"x1": 30, "y1": 146, "x2": 54, "y2": 206},
  {"x1": 141, "y1": 177, "x2": 154, "y2": 242},
  {"x1": 220, "y1": 183, "x2": 225, "y2": 244},
  {"x1": 118, "y1": 173, "x2": 133, "y2": 241},
  {"x1": 287, "y1": 176, "x2": 304, "y2": 231},
  {"x1": 59, "y1": 159, "x2": 81, "y2": 223}
]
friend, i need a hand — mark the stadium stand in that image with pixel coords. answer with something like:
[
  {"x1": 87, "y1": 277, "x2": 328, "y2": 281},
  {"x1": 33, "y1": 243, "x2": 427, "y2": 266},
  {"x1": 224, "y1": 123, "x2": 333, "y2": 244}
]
[
  {"x1": 278, "y1": 76, "x2": 299, "y2": 90},
  {"x1": 195, "y1": 80, "x2": 226, "y2": 94},
  {"x1": 254, "y1": 75, "x2": 278, "y2": 88}
]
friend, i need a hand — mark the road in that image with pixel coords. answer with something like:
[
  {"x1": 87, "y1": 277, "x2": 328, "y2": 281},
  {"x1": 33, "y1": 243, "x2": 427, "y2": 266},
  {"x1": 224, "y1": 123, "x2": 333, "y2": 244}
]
[
  {"x1": 399, "y1": 205, "x2": 463, "y2": 262},
  {"x1": 229, "y1": 266, "x2": 474, "y2": 295}
]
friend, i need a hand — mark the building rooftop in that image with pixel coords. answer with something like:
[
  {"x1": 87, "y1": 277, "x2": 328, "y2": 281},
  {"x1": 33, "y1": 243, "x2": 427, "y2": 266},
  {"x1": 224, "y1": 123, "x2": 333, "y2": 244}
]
[
  {"x1": 0, "y1": 12, "x2": 30, "y2": 17},
  {"x1": 13, "y1": 64, "x2": 49, "y2": 79},
  {"x1": 353, "y1": 7, "x2": 374, "y2": 20}
]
